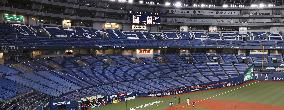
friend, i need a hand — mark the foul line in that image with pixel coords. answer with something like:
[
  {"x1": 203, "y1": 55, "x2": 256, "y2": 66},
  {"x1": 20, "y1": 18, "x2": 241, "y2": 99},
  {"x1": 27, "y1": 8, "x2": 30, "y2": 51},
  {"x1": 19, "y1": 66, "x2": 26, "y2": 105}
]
[{"x1": 195, "y1": 81, "x2": 261, "y2": 104}]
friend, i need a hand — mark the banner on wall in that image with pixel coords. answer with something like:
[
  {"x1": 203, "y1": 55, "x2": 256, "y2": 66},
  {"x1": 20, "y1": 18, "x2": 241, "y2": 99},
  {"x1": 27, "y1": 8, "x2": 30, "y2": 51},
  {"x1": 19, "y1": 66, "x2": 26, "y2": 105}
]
[
  {"x1": 244, "y1": 65, "x2": 254, "y2": 81},
  {"x1": 250, "y1": 50, "x2": 268, "y2": 54},
  {"x1": 104, "y1": 23, "x2": 121, "y2": 29},
  {"x1": 135, "y1": 49, "x2": 153, "y2": 58},
  {"x1": 4, "y1": 13, "x2": 24, "y2": 23},
  {"x1": 132, "y1": 25, "x2": 147, "y2": 30}
]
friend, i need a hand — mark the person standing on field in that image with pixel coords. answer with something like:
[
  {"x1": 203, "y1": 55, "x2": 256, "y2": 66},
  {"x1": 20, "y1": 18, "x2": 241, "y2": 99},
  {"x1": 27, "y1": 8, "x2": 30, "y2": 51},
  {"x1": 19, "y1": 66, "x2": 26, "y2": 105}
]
[
  {"x1": 186, "y1": 98, "x2": 190, "y2": 106},
  {"x1": 192, "y1": 101, "x2": 196, "y2": 108}
]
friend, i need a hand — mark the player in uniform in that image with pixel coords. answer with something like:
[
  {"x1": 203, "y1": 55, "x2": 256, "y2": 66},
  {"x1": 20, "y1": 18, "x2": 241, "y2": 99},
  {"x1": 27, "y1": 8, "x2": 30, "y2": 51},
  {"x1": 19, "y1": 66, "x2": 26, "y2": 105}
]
[{"x1": 186, "y1": 98, "x2": 190, "y2": 106}]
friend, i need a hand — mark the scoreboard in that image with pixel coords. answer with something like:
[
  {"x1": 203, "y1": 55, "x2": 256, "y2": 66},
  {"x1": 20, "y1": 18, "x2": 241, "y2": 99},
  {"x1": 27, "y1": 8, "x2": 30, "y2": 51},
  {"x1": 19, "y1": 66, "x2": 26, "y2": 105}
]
[{"x1": 131, "y1": 12, "x2": 160, "y2": 25}]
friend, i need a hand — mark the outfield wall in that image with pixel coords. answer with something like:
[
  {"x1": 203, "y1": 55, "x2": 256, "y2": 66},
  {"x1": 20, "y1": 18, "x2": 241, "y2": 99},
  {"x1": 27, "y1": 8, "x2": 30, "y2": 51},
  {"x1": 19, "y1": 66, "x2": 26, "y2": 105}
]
[
  {"x1": 255, "y1": 73, "x2": 284, "y2": 80},
  {"x1": 49, "y1": 75, "x2": 247, "y2": 110}
]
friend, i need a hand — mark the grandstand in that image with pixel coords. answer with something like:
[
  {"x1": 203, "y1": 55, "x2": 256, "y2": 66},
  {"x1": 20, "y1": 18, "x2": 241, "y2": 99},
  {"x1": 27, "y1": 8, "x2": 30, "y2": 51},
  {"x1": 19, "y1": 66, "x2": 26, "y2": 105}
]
[{"x1": 1, "y1": 0, "x2": 284, "y2": 110}]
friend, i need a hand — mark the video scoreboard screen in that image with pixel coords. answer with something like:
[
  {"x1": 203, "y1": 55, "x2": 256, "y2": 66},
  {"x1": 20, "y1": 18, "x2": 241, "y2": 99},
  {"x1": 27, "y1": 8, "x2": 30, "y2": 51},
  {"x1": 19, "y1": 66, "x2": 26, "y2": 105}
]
[{"x1": 131, "y1": 12, "x2": 160, "y2": 25}]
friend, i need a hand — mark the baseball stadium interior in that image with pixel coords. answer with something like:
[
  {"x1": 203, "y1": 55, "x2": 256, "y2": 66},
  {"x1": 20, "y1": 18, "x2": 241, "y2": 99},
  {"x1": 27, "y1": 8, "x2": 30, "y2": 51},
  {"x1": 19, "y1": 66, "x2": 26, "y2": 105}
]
[{"x1": 1, "y1": 0, "x2": 284, "y2": 110}]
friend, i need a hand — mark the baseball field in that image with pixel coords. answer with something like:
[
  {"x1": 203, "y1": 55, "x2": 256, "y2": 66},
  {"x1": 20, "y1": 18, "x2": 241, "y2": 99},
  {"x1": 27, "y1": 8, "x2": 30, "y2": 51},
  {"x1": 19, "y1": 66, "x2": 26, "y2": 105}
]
[{"x1": 95, "y1": 81, "x2": 284, "y2": 110}]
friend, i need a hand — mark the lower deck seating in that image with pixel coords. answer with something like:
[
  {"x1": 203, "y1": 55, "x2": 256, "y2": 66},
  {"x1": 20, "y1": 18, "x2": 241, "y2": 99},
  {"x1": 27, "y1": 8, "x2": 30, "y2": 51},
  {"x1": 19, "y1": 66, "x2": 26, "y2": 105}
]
[
  {"x1": 0, "y1": 54, "x2": 249, "y2": 102},
  {"x1": 0, "y1": 78, "x2": 30, "y2": 101},
  {"x1": 0, "y1": 91, "x2": 51, "y2": 110}
]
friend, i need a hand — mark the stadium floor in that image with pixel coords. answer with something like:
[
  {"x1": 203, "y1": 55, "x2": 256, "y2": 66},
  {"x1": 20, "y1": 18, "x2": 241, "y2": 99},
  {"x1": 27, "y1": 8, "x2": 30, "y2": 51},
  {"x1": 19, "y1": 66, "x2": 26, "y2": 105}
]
[{"x1": 96, "y1": 81, "x2": 284, "y2": 110}]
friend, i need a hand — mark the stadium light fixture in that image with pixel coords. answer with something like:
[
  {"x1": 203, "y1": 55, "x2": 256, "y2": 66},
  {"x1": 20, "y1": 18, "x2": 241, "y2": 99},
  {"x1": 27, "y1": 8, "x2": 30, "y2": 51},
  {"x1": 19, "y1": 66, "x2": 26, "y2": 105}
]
[
  {"x1": 165, "y1": 1, "x2": 171, "y2": 7},
  {"x1": 118, "y1": 0, "x2": 127, "y2": 3},
  {"x1": 149, "y1": 1, "x2": 155, "y2": 5},
  {"x1": 239, "y1": 5, "x2": 245, "y2": 7},
  {"x1": 109, "y1": 0, "x2": 115, "y2": 2},
  {"x1": 250, "y1": 4, "x2": 258, "y2": 8},
  {"x1": 259, "y1": 3, "x2": 266, "y2": 8},
  {"x1": 128, "y1": 0, "x2": 134, "y2": 4},
  {"x1": 193, "y1": 4, "x2": 198, "y2": 7},
  {"x1": 174, "y1": 1, "x2": 182, "y2": 8},
  {"x1": 230, "y1": 4, "x2": 237, "y2": 7},
  {"x1": 200, "y1": 4, "x2": 206, "y2": 8},
  {"x1": 222, "y1": 4, "x2": 228, "y2": 8},
  {"x1": 268, "y1": 3, "x2": 275, "y2": 7},
  {"x1": 208, "y1": 4, "x2": 215, "y2": 7},
  {"x1": 145, "y1": 1, "x2": 155, "y2": 5},
  {"x1": 139, "y1": 0, "x2": 143, "y2": 4}
]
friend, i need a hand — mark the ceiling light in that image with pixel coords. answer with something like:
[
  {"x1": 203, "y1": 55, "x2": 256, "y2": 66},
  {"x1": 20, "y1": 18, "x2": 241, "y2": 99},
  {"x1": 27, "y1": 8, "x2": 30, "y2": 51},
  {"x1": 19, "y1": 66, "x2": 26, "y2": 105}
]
[
  {"x1": 174, "y1": 1, "x2": 182, "y2": 8},
  {"x1": 165, "y1": 1, "x2": 171, "y2": 7},
  {"x1": 128, "y1": 0, "x2": 133, "y2": 4},
  {"x1": 222, "y1": 4, "x2": 228, "y2": 8},
  {"x1": 259, "y1": 3, "x2": 266, "y2": 8}
]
